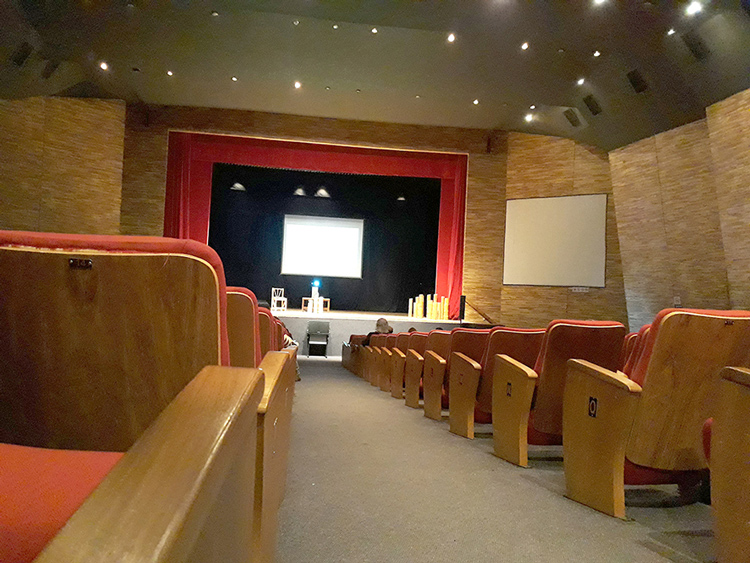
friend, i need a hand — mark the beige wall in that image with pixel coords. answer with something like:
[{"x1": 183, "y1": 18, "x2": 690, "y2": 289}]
[
  {"x1": 610, "y1": 120, "x2": 730, "y2": 330},
  {"x1": 500, "y1": 133, "x2": 628, "y2": 328},
  {"x1": 0, "y1": 97, "x2": 125, "y2": 235},
  {"x1": 707, "y1": 88, "x2": 750, "y2": 310}
]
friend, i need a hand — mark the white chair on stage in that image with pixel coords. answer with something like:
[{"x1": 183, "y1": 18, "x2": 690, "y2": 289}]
[{"x1": 271, "y1": 287, "x2": 287, "y2": 313}]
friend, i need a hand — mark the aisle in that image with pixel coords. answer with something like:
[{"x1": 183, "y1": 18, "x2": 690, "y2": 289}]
[{"x1": 275, "y1": 359, "x2": 712, "y2": 563}]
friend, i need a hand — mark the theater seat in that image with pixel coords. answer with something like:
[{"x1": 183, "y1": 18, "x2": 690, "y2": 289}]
[
  {"x1": 563, "y1": 309, "x2": 750, "y2": 518},
  {"x1": 710, "y1": 367, "x2": 750, "y2": 563},
  {"x1": 342, "y1": 335, "x2": 366, "y2": 374},
  {"x1": 448, "y1": 327, "x2": 545, "y2": 438},
  {"x1": 389, "y1": 333, "x2": 413, "y2": 399},
  {"x1": 423, "y1": 328, "x2": 491, "y2": 421},
  {"x1": 403, "y1": 332, "x2": 430, "y2": 408},
  {"x1": 227, "y1": 286, "x2": 263, "y2": 369},
  {"x1": 258, "y1": 307, "x2": 277, "y2": 357},
  {"x1": 378, "y1": 334, "x2": 400, "y2": 391},
  {"x1": 493, "y1": 320, "x2": 626, "y2": 467}
]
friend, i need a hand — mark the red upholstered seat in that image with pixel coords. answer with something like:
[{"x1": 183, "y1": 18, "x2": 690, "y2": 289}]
[
  {"x1": 622, "y1": 324, "x2": 650, "y2": 376},
  {"x1": 0, "y1": 443, "x2": 123, "y2": 563},
  {"x1": 619, "y1": 331, "x2": 638, "y2": 371},
  {"x1": 702, "y1": 417, "x2": 713, "y2": 463}
]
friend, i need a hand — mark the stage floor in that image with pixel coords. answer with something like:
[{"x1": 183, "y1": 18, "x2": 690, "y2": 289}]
[{"x1": 275, "y1": 309, "x2": 459, "y2": 356}]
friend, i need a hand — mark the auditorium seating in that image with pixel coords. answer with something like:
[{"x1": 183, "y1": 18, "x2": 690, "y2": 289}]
[
  {"x1": 258, "y1": 307, "x2": 277, "y2": 357},
  {"x1": 378, "y1": 334, "x2": 400, "y2": 391},
  {"x1": 225, "y1": 287, "x2": 298, "y2": 560},
  {"x1": 403, "y1": 332, "x2": 430, "y2": 408},
  {"x1": 366, "y1": 334, "x2": 389, "y2": 387},
  {"x1": 622, "y1": 324, "x2": 650, "y2": 376},
  {"x1": 342, "y1": 335, "x2": 366, "y2": 374},
  {"x1": 0, "y1": 230, "x2": 271, "y2": 561},
  {"x1": 619, "y1": 331, "x2": 638, "y2": 370},
  {"x1": 448, "y1": 327, "x2": 545, "y2": 438},
  {"x1": 492, "y1": 320, "x2": 626, "y2": 467},
  {"x1": 423, "y1": 328, "x2": 491, "y2": 421},
  {"x1": 707, "y1": 366, "x2": 750, "y2": 563},
  {"x1": 563, "y1": 309, "x2": 750, "y2": 518},
  {"x1": 389, "y1": 333, "x2": 413, "y2": 398}
]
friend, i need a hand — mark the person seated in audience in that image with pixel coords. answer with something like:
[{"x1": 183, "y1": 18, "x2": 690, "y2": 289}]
[{"x1": 363, "y1": 318, "x2": 392, "y2": 345}]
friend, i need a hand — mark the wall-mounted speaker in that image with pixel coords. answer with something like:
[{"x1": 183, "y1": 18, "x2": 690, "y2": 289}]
[
  {"x1": 626, "y1": 69, "x2": 649, "y2": 93},
  {"x1": 10, "y1": 42, "x2": 33, "y2": 67},
  {"x1": 683, "y1": 30, "x2": 710, "y2": 61},
  {"x1": 583, "y1": 95, "x2": 602, "y2": 116},
  {"x1": 563, "y1": 108, "x2": 581, "y2": 127}
]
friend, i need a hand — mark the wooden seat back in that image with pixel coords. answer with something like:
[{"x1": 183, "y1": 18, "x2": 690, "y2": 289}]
[
  {"x1": 396, "y1": 333, "x2": 411, "y2": 352},
  {"x1": 0, "y1": 230, "x2": 228, "y2": 452},
  {"x1": 274, "y1": 318, "x2": 285, "y2": 350},
  {"x1": 385, "y1": 334, "x2": 399, "y2": 349},
  {"x1": 626, "y1": 309, "x2": 750, "y2": 471},
  {"x1": 408, "y1": 332, "x2": 428, "y2": 355},
  {"x1": 425, "y1": 330, "x2": 452, "y2": 359},
  {"x1": 371, "y1": 334, "x2": 388, "y2": 348},
  {"x1": 533, "y1": 320, "x2": 626, "y2": 435},
  {"x1": 258, "y1": 307, "x2": 276, "y2": 357},
  {"x1": 476, "y1": 327, "x2": 545, "y2": 415},
  {"x1": 226, "y1": 286, "x2": 262, "y2": 368},
  {"x1": 622, "y1": 324, "x2": 650, "y2": 376}
]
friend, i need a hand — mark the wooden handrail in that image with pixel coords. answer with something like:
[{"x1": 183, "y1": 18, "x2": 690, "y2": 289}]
[{"x1": 464, "y1": 298, "x2": 497, "y2": 324}]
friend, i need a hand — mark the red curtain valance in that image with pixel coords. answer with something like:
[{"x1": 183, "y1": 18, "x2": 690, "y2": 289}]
[{"x1": 164, "y1": 132, "x2": 467, "y2": 318}]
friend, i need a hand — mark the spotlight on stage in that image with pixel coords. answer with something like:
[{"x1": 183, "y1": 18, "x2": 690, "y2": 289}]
[{"x1": 312, "y1": 279, "x2": 321, "y2": 288}]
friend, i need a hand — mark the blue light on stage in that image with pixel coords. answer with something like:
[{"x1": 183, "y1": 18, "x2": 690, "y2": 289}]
[{"x1": 312, "y1": 279, "x2": 321, "y2": 287}]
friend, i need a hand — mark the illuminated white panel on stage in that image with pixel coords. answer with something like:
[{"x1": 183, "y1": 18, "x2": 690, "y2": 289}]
[
  {"x1": 281, "y1": 215, "x2": 364, "y2": 278},
  {"x1": 503, "y1": 194, "x2": 607, "y2": 287}
]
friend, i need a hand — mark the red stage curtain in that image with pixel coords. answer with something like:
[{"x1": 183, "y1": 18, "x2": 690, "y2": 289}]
[{"x1": 164, "y1": 132, "x2": 468, "y2": 318}]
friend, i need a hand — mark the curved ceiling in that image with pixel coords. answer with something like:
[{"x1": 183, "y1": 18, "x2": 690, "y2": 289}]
[{"x1": 1, "y1": 0, "x2": 749, "y2": 149}]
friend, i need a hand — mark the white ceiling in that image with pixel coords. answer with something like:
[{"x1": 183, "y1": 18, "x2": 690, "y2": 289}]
[{"x1": 1, "y1": 0, "x2": 749, "y2": 149}]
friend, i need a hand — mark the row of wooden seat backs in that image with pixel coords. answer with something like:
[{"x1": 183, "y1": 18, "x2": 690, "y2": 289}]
[{"x1": 0, "y1": 230, "x2": 296, "y2": 562}]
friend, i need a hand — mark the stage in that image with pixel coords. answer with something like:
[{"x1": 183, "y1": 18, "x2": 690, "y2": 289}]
[{"x1": 275, "y1": 310, "x2": 460, "y2": 357}]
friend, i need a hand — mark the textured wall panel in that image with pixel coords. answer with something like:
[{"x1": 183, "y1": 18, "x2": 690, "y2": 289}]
[
  {"x1": 707, "y1": 89, "x2": 750, "y2": 309},
  {"x1": 501, "y1": 133, "x2": 628, "y2": 328},
  {"x1": 0, "y1": 97, "x2": 124, "y2": 235},
  {"x1": 611, "y1": 120, "x2": 728, "y2": 330}
]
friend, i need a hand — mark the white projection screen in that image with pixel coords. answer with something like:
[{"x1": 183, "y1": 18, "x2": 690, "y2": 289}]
[
  {"x1": 281, "y1": 215, "x2": 364, "y2": 278},
  {"x1": 503, "y1": 194, "x2": 607, "y2": 287}
]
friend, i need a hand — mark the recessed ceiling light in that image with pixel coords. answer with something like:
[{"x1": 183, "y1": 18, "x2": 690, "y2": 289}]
[
  {"x1": 521, "y1": 42, "x2": 529, "y2": 50},
  {"x1": 167, "y1": 70, "x2": 173, "y2": 76},
  {"x1": 530, "y1": 105, "x2": 536, "y2": 109},
  {"x1": 371, "y1": 27, "x2": 378, "y2": 34},
  {"x1": 686, "y1": 1, "x2": 702, "y2": 15},
  {"x1": 99, "y1": 61, "x2": 109, "y2": 71},
  {"x1": 525, "y1": 113, "x2": 534, "y2": 122},
  {"x1": 325, "y1": 86, "x2": 331, "y2": 90},
  {"x1": 473, "y1": 99, "x2": 479, "y2": 105},
  {"x1": 397, "y1": 196, "x2": 406, "y2": 201},
  {"x1": 558, "y1": 48, "x2": 565, "y2": 53},
  {"x1": 211, "y1": 10, "x2": 219, "y2": 17},
  {"x1": 593, "y1": 0, "x2": 606, "y2": 5},
  {"x1": 333, "y1": 24, "x2": 339, "y2": 29},
  {"x1": 577, "y1": 78, "x2": 585, "y2": 85},
  {"x1": 231, "y1": 76, "x2": 238, "y2": 82},
  {"x1": 126, "y1": 1, "x2": 135, "y2": 7},
  {"x1": 294, "y1": 81, "x2": 301, "y2": 89},
  {"x1": 293, "y1": 20, "x2": 300, "y2": 26},
  {"x1": 447, "y1": 33, "x2": 456, "y2": 43},
  {"x1": 356, "y1": 88, "x2": 361, "y2": 93},
  {"x1": 593, "y1": 50, "x2": 601, "y2": 57},
  {"x1": 131, "y1": 67, "x2": 141, "y2": 72},
  {"x1": 415, "y1": 95, "x2": 421, "y2": 99},
  {"x1": 667, "y1": 28, "x2": 676, "y2": 35}
]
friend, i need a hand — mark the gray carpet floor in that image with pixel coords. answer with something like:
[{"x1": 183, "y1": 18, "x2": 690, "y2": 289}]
[{"x1": 276, "y1": 358, "x2": 714, "y2": 563}]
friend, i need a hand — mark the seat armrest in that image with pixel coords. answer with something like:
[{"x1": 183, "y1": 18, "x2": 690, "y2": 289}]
[
  {"x1": 390, "y1": 349, "x2": 407, "y2": 399},
  {"x1": 449, "y1": 352, "x2": 483, "y2": 438},
  {"x1": 563, "y1": 359, "x2": 642, "y2": 519},
  {"x1": 404, "y1": 350, "x2": 425, "y2": 409},
  {"x1": 423, "y1": 350, "x2": 447, "y2": 420},
  {"x1": 35, "y1": 365, "x2": 265, "y2": 563},
  {"x1": 492, "y1": 354, "x2": 538, "y2": 467}
]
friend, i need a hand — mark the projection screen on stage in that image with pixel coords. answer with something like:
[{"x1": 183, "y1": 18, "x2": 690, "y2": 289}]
[
  {"x1": 281, "y1": 215, "x2": 364, "y2": 278},
  {"x1": 502, "y1": 193, "x2": 607, "y2": 287}
]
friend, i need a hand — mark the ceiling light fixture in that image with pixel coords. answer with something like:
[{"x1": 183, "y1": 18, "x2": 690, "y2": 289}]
[
  {"x1": 686, "y1": 1, "x2": 702, "y2": 15},
  {"x1": 447, "y1": 33, "x2": 455, "y2": 43},
  {"x1": 371, "y1": 27, "x2": 378, "y2": 34},
  {"x1": 167, "y1": 70, "x2": 173, "y2": 76},
  {"x1": 577, "y1": 78, "x2": 585, "y2": 85},
  {"x1": 667, "y1": 28, "x2": 676, "y2": 35},
  {"x1": 594, "y1": 0, "x2": 606, "y2": 4},
  {"x1": 356, "y1": 88, "x2": 361, "y2": 93},
  {"x1": 231, "y1": 76, "x2": 238, "y2": 82},
  {"x1": 473, "y1": 99, "x2": 479, "y2": 105},
  {"x1": 294, "y1": 81, "x2": 301, "y2": 89},
  {"x1": 293, "y1": 20, "x2": 300, "y2": 26},
  {"x1": 416, "y1": 95, "x2": 421, "y2": 99},
  {"x1": 315, "y1": 187, "x2": 331, "y2": 198},
  {"x1": 593, "y1": 50, "x2": 601, "y2": 57},
  {"x1": 293, "y1": 186, "x2": 306, "y2": 196},
  {"x1": 525, "y1": 113, "x2": 534, "y2": 122},
  {"x1": 325, "y1": 86, "x2": 331, "y2": 90},
  {"x1": 530, "y1": 105, "x2": 536, "y2": 109},
  {"x1": 99, "y1": 61, "x2": 109, "y2": 70},
  {"x1": 521, "y1": 42, "x2": 529, "y2": 50},
  {"x1": 211, "y1": 10, "x2": 219, "y2": 17},
  {"x1": 333, "y1": 24, "x2": 339, "y2": 29},
  {"x1": 397, "y1": 196, "x2": 406, "y2": 201}
]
